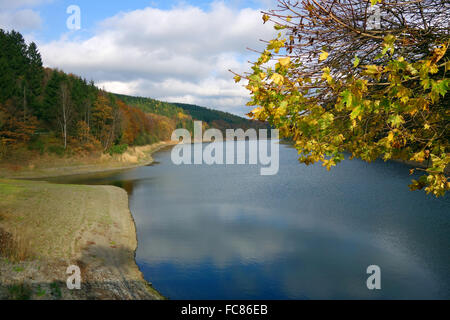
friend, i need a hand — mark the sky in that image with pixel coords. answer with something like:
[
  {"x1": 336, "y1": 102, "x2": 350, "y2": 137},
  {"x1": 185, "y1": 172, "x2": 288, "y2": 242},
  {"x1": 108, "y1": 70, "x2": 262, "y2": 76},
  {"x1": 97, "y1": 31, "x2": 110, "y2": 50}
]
[{"x1": 0, "y1": 0, "x2": 278, "y2": 116}]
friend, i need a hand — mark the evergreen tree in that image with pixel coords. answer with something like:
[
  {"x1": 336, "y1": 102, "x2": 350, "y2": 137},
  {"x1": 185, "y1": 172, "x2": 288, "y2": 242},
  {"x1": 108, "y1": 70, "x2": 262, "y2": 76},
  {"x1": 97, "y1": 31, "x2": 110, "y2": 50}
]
[{"x1": 25, "y1": 42, "x2": 44, "y2": 114}]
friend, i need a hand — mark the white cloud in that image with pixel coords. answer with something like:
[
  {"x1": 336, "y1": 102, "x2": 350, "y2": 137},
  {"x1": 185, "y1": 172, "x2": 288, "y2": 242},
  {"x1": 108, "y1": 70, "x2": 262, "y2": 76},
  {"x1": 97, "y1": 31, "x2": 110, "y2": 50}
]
[
  {"x1": 38, "y1": 2, "x2": 276, "y2": 115},
  {"x1": 0, "y1": 0, "x2": 49, "y2": 32},
  {"x1": 0, "y1": 8, "x2": 42, "y2": 31},
  {"x1": 0, "y1": 0, "x2": 50, "y2": 10}
]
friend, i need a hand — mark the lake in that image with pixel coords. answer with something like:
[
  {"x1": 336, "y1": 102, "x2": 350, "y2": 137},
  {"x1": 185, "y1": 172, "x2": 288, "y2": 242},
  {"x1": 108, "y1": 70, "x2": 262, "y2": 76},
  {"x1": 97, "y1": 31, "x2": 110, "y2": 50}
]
[{"x1": 51, "y1": 140, "x2": 450, "y2": 299}]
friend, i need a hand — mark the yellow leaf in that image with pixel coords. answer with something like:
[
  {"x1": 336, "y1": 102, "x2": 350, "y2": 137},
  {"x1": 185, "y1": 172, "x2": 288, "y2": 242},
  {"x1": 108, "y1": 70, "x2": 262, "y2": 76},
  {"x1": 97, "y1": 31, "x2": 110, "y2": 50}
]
[
  {"x1": 250, "y1": 107, "x2": 263, "y2": 119},
  {"x1": 319, "y1": 51, "x2": 329, "y2": 62},
  {"x1": 278, "y1": 57, "x2": 290, "y2": 67},
  {"x1": 321, "y1": 67, "x2": 332, "y2": 84},
  {"x1": 364, "y1": 65, "x2": 383, "y2": 75},
  {"x1": 270, "y1": 73, "x2": 284, "y2": 86},
  {"x1": 262, "y1": 14, "x2": 270, "y2": 24},
  {"x1": 251, "y1": 107, "x2": 262, "y2": 114},
  {"x1": 431, "y1": 44, "x2": 447, "y2": 64},
  {"x1": 387, "y1": 131, "x2": 394, "y2": 142}
]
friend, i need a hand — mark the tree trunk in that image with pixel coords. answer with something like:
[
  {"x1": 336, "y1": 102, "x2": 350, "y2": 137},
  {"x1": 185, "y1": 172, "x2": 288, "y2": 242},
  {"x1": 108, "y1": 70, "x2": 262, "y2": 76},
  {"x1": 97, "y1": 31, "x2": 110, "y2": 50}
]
[{"x1": 23, "y1": 85, "x2": 27, "y2": 122}]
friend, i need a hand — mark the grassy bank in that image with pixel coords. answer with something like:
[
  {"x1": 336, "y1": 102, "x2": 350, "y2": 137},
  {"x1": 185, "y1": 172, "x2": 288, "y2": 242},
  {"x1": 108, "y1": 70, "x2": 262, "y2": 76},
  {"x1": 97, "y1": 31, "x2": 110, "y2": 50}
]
[{"x1": 0, "y1": 178, "x2": 164, "y2": 300}]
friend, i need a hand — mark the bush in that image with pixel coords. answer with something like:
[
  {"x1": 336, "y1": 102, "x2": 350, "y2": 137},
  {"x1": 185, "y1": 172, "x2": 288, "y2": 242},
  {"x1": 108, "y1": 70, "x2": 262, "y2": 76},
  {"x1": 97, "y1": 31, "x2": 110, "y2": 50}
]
[
  {"x1": 47, "y1": 145, "x2": 65, "y2": 157},
  {"x1": 134, "y1": 133, "x2": 159, "y2": 146},
  {"x1": 28, "y1": 139, "x2": 45, "y2": 155},
  {"x1": 107, "y1": 144, "x2": 128, "y2": 155}
]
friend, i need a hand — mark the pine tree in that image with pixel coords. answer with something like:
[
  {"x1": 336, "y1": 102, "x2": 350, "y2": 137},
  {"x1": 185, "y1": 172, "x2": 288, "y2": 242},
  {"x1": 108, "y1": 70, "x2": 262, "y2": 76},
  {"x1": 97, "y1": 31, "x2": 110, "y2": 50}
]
[{"x1": 26, "y1": 42, "x2": 44, "y2": 115}]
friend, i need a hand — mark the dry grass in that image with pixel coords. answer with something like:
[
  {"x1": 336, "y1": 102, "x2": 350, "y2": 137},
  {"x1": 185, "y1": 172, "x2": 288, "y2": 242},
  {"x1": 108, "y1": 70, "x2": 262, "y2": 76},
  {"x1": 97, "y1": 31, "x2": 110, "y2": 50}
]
[
  {"x1": 0, "y1": 180, "x2": 93, "y2": 262},
  {"x1": 0, "y1": 184, "x2": 35, "y2": 262},
  {"x1": 0, "y1": 227, "x2": 32, "y2": 262}
]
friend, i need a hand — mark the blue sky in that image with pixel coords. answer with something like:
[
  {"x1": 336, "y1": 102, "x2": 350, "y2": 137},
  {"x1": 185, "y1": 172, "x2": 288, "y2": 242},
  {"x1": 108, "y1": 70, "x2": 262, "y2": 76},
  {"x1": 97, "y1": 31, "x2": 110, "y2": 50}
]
[
  {"x1": 38, "y1": 0, "x2": 270, "y2": 41},
  {"x1": 0, "y1": 0, "x2": 276, "y2": 116}
]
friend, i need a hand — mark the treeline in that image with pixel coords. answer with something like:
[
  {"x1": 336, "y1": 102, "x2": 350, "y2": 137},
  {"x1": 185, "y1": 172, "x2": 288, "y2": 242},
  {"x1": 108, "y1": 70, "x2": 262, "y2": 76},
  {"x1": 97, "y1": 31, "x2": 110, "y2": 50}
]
[
  {"x1": 114, "y1": 94, "x2": 186, "y2": 119},
  {"x1": 114, "y1": 94, "x2": 195, "y2": 133},
  {"x1": 0, "y1": 29, "x2": 268, "y2": 162},
  {"x1": 173, "y1": 102, "x2": 270, "y2": 132},
  {"x1": 0, "y1": 29, "x2": 193, "y2": 160},
  {"x1": 117, "y1": 96, "x2": 270, "y2": 133}
]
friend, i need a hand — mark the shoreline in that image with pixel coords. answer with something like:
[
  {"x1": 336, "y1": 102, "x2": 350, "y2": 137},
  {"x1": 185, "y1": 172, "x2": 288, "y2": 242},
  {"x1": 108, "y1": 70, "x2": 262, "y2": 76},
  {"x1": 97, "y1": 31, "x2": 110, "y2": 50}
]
[
  {"x1": 0, "y1": 140, "x2": 178, "y2": 180},
  {"x1": 0, "y1": 141, "x2": 175, "y2": 300}
]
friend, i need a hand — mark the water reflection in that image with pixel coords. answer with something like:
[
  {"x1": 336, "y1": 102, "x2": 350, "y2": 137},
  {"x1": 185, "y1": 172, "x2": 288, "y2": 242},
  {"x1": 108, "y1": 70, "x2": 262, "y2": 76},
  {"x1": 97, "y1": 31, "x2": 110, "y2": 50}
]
[{"x1": 51, "y1": 141, "x2": 450, "y2": 300}]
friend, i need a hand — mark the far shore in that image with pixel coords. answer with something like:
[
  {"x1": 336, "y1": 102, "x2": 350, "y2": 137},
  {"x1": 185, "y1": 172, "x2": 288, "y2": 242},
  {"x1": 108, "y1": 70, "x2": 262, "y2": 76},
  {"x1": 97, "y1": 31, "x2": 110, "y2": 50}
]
[{"x1": 0, "y1": 140, "x2": 178, "y2": 180}]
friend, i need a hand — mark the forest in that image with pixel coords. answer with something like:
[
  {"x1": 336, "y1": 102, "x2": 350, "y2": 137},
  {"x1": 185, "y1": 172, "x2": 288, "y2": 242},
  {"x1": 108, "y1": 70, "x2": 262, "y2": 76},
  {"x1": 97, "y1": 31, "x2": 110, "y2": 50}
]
[{"x1": 0, "y1": 29, "x2": 261, "y2": 163}]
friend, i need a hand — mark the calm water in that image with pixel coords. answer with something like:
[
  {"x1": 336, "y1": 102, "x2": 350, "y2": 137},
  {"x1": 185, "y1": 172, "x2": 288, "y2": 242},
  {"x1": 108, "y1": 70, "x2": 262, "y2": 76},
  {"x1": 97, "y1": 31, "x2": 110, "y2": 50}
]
[{"x1": 51, "y1": 141, "x2": 450, "y2": 299}]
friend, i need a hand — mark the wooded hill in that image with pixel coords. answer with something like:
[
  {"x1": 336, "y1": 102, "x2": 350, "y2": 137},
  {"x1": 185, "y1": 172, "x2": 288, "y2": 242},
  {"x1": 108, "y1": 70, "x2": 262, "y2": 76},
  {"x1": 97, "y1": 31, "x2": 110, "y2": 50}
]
[
  {"x1": 115, "y1": 94, "x2": 269, "y2": 133},
  {"x1": 172, "y1": 102, "x2": 269, "y2": 132},
  {"x1": 0, "y1": 29, "x2": 264, "y2": 162}
]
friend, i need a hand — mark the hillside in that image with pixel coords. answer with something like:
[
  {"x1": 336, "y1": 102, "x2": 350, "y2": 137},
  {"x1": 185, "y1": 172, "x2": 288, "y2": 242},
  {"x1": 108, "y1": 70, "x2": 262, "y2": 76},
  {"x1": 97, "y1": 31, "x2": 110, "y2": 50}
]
[
  {"x1": 115, "y1": 94, "x2": 269, "y2": 133},
  {"x1": 173, "y1": 102, "x2": 268, "y2": 131},
  {"x1": 0, "y1": 29, "x2": 265, "y2": 166},
  {"x1": 113, "y1": 94, "x2": 186, "y2": 119}
]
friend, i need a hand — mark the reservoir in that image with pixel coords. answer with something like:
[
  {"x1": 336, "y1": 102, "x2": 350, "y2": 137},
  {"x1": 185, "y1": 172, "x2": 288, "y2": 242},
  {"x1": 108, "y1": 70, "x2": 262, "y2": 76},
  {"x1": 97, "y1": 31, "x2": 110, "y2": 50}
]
[{"x1": 52, "y1": 140, "x2": 450, "y2": 299}]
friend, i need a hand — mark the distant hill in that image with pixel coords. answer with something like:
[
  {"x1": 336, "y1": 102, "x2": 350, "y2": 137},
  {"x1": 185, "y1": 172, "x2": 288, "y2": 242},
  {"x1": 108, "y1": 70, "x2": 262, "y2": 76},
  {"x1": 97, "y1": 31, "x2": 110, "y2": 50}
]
[
  {"x1": 114, "y1": 94, "x2": 269, "y2": 132},
  {"x1": 114, "y1": 94, "x2": 185, "y2": 119},
  {"x1": 172, "y1": 102, "x2": 249, "y2": 125}
]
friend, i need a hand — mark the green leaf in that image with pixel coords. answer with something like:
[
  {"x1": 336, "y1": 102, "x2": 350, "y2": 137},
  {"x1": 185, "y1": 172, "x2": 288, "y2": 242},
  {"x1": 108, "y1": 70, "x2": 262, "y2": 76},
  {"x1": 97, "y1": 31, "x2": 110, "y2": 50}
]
[
  {"x1": 388, "y1": 114, "x2": 405, "y2": 127},
  {"x1": 341, "y1": 90, "x2": 353, "y2": 108},
  {"x1": 353, "y1": 55, "x2": 360, "y2": 68},
  {"x1": 350, "y1": 105, "x2": 363, "y2": 119},
  {"x1": 433, "y1": 79, "x2": 449, "y2": 97}
]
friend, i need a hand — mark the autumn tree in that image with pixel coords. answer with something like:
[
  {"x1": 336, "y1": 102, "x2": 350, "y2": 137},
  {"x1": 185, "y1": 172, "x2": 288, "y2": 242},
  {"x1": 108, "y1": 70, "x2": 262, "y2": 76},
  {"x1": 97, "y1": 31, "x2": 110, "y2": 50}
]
[
  {"x1": 0, "y1": 101, "x2": 38, "y2": 157},
  {"x1": 91, "y1": 92, "x2": 112, "y2": 149},
  {"x1": 236, "y1": 0, "x2": 450, "y2": 196},
  {"x1": 91, "y1": 92, "x2": 122, "y2": 150}
]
